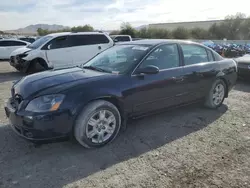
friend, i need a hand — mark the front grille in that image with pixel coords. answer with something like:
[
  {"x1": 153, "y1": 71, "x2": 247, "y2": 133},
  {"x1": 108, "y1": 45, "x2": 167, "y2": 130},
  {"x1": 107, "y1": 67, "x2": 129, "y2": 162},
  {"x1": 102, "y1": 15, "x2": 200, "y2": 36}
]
[
  {"x1": 10, "y1": 56, "x2": 15, "y2": 63},
  {"x1": 14, "y1": 94, "x2": 23, "y2": 104},
  {"x1": 11, "y1": 88, "x2": 15, "y2": 98},
  {"x1": 10, "y1": 91, "x2": 23, "y2": 110}
]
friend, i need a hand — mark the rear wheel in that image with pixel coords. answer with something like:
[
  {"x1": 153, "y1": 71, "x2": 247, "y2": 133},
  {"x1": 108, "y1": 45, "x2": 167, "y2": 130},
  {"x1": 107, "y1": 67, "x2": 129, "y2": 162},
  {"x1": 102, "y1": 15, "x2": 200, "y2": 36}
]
[
  {"x1": 205, "y1": 79, "x2": 226, "y2": 109},
  {"x1": 74, "y1": 100, "x2": 121, "y2": 148}
]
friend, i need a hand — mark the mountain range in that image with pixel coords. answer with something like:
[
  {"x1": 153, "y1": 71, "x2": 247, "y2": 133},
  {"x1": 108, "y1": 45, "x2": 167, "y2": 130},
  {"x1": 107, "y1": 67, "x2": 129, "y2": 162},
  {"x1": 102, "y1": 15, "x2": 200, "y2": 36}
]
[
  {"x1": 5, "y1": 24, "x2": 69, "y2": 34},
  {"x1": 4, "y1": 24, "x2": 148, "y2": 35}
]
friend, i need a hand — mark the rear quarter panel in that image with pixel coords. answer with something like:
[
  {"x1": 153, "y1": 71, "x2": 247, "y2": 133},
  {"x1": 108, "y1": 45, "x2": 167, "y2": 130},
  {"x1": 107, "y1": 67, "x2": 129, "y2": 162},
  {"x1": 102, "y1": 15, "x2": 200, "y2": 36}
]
[
  {"x1": 217, "y1": 59, "x2": 237, "y2": 92},
  {"x1": 183, "y1": 58, "x2": 237, "y2": 98}
]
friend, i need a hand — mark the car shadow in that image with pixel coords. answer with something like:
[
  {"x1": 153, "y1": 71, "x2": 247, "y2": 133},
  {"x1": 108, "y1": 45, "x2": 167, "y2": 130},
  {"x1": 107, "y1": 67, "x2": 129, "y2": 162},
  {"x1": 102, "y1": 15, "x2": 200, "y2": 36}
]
[
  {"x1": 0, "y1": 103, "x2": 228, "y2": 188},
  {"x1": 0, "y1": 71, "x2": 25, "y2": 83},
  {"x1": 234, "y1": 80, "x2": 250, "y2": 92}
]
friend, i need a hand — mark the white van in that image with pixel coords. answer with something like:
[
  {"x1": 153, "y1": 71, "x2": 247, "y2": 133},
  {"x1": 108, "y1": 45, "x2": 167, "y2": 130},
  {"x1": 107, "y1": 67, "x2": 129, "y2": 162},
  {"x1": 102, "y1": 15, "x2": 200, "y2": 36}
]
[{"x1": 10, "y1": 32, "x2": 114, "y2": 73}]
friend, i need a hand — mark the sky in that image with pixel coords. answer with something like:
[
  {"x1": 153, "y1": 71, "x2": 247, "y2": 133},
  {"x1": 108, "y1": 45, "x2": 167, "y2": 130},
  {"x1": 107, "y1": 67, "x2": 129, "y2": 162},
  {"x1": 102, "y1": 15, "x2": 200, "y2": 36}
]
[{"x1": 0, "y1": 0, "x2": 249, "y2": 30}]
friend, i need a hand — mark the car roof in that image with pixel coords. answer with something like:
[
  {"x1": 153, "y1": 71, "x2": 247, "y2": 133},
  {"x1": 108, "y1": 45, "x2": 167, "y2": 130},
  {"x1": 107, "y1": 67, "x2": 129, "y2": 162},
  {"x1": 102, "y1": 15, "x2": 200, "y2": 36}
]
[
  {"x1": 110, "y1": 35, "x2": 131, "y2": 37},
  {"x1": 47, "y1": 32, "x2": 107, "y2": 37},
  {"x1": 118, "y1": 39, "x2": 202, "y2": 46},
  {"x1": 0, "y1": 39, "x2": 30, "y2": 44}
]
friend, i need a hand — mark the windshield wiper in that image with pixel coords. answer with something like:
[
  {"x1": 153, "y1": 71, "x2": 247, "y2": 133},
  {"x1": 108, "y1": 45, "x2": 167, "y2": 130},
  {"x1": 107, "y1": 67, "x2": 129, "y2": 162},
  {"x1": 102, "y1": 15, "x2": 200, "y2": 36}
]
[{"x1": 83, "y1": 65, "x2": 111, "y2": 73}]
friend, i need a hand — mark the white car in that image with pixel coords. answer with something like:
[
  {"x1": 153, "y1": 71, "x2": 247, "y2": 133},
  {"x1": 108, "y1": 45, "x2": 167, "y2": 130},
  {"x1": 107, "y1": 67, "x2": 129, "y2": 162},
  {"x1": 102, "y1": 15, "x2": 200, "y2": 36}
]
[
  {"x1": 10, "y1": 32, "x2": 114, "y2": 73},
  {"x1": 0, "y1": 39, "x2": 30, "y2": 59}
]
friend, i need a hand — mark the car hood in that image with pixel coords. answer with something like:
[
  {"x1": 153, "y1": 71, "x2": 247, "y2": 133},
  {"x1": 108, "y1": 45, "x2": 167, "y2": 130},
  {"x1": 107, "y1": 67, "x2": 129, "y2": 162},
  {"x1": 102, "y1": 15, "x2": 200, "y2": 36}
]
[
  {"x1": 13, "y1": 67, "x2": 109, "y2": 99},
  {"x1": 10, "y1": 46, "x2": 31, "y2": 56}
]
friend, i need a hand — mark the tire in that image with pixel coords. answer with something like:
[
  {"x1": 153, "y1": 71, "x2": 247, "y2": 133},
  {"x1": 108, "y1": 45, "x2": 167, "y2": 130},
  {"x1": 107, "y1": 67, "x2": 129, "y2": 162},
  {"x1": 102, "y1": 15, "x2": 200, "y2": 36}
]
[
  {"x1": 204, "y1": 79, "x2": 227, "y2": 109},
  {"x1": 26, "y1": 62, "x2": 37, "y2": 74},
  {"x1": 26, "y1": 59, "x2": 48, "y2": 74},
  {"x1": 74, "y1": 100, "x2": 121, "y2": 148}
]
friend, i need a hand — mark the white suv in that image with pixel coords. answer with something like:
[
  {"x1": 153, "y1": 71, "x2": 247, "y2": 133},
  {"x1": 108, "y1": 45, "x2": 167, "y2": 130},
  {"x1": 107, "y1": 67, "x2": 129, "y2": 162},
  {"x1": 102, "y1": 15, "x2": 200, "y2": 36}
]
[{"x1": 10, "y1": 32, "x2": 114, "y2": 73}]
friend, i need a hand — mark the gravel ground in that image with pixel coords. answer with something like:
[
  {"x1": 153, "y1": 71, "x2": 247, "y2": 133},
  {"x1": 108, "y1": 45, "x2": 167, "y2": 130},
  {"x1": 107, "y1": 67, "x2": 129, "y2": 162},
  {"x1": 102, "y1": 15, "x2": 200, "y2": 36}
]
[{"x1": 0, "y1": 61, "x2": 249, "y2": 188}]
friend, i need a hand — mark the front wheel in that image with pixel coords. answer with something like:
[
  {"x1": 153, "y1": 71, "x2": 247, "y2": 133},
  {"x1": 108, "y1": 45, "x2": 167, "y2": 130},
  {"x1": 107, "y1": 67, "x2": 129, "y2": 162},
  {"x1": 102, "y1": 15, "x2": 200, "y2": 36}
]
[
  {"x1": 205, "y1": 79, "x2": 227, "y2": 109},
  {"x1": 74, "y1": 100, "x2": 121, "y2": 148}
]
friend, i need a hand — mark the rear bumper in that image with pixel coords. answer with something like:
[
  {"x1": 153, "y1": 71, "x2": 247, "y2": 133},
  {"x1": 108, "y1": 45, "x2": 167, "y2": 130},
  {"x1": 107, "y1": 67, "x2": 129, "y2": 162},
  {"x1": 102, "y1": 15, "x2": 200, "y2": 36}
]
[{"x1": 4, "y1": 98, "x2": 73, "y2": 141}]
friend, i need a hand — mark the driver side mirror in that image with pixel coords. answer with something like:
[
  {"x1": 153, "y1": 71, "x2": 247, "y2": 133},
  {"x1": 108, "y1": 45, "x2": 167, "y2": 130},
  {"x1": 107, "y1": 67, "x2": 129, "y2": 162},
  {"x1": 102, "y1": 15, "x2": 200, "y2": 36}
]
[
  {"x1": 47, "y1": 44, "x2": 52, "y2": 50},
  {"x1": 114, "y1": 38, "x2": 118, "y2": 42},
  {"x1": 135, "y1": 65, "x2": 160, "y2": 75}
]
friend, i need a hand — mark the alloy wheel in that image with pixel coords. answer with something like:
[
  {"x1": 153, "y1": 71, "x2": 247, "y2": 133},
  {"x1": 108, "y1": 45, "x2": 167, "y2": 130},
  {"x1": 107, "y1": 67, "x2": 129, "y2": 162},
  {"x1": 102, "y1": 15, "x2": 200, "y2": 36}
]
[
  {"x1": 86, "y1": 109, "x2": 116, "y2": 144},
  {"x1": 212, "y1": 83, "x2": 225, "y2": 106}
]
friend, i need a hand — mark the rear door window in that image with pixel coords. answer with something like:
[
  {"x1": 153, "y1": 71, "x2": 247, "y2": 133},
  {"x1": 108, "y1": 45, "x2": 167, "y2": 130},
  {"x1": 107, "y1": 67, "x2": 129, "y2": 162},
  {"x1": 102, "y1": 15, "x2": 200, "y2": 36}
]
[
  {"x1": 69, "y1": 34, "x2": 109, "y2": 47},
  {"x1": 206, "y1": 49, "x2": 214, "y2": 61},
  {"x1": 180, "y1": 44, "x2": 209, "y2": 65},
  {"x1": 8, "y1": 41, "x2": 27, "y2": 46}
]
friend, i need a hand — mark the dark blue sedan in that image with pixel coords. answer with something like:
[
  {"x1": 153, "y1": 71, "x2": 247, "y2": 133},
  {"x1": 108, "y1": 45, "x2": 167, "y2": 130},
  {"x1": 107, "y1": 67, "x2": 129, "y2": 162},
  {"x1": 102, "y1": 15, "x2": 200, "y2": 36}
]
[{"x1": 5, "y1": 39, "x2": 237, "y2": 148}]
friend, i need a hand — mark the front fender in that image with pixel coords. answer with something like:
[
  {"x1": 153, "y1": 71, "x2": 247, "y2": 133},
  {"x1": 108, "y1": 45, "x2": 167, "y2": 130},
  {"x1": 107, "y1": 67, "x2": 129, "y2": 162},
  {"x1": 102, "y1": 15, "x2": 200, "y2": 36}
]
[{"x1": 70, "y1": 88, "x2": 123, "y2": 117}]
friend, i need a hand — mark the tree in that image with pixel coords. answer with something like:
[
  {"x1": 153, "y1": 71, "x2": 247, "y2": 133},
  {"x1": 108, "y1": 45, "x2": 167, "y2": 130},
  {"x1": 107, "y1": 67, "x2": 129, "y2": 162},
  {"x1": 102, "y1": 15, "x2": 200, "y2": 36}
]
[
  {"x1": 137, "y1": 27, "x2": 150, "y2": 38},
  {"x1": 208, "y1": 23, "x2": 225, "y2": 39},
  {"x1": 71, "y1": 25, "x2": 94, "y2": 32},
  {"x1": 147, "y1": 28, "x2": 172, "y2": 39},
  {"x1": 208, "y1": 13, "x2": 247, "y2": 39},
  {"x1": 37, "y1": 28, "x2": 50, "y2": 36},
  {"x1": 240, "y1": 18, "x2": 250, "y2": 39},
  {"x1": 172, "y1": 27, "x2": 189, "y2": 39},
  {"x1": 190, "y1": 27, "x2": 209, "y2": 39},
  {"x1": 224, "y1": 13, "x2": 246, "y2": 39},
  {"x1": 109, "y1": 30, "x2": 120, "y2": 35},
  {"x1": 120, "y1": 22, "x2": 137, "y2": 37}
]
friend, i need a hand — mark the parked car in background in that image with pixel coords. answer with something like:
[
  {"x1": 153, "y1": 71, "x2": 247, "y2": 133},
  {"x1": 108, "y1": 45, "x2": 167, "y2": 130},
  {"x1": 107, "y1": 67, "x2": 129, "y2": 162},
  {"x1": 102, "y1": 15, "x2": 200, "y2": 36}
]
[
  {"x1": 132, "y1": 38, "x2": 143, "y2": 41},
  {"x1": 9, "y1": 32, "x2": 114, "y2": 73},
  {"x1": 18, "y1": 37, "x2": 36, "y2": 43},
  {"x1": 0, "y1": 39, "x2": 30, "y2": 60},
  {"x1": 235, "y1": 55, "x2": 250, "y2": 80},
  {"x1": 110, "y1": 35, "x2": 132, "y2": 42},
  {"x1": 5, "y1": 39, "x2": 237, "y2": 148}
]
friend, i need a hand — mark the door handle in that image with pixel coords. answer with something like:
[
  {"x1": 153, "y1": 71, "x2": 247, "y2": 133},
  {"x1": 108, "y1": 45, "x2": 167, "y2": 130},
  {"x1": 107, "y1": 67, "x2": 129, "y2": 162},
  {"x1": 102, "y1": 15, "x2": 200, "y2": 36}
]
[
  {"x1": 98, "y1": 46, "x2": 101, "y2": 50},
  {"x1": 193, "y1": 71, "x2": 203, "y2": 77},
  {"x1": 172, "y1": 76, "x2": 184, "y2": 83}
]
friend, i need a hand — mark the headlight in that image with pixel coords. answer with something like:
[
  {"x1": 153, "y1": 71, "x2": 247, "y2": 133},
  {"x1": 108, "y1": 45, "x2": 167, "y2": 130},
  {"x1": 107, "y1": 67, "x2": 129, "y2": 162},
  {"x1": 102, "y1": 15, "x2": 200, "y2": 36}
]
[
  {"x1": 19, "y1": 53, "x2": 28, "y2": 58},
  {"x1": 25, "y1": 94, "x2": 65, "y2": 112}
]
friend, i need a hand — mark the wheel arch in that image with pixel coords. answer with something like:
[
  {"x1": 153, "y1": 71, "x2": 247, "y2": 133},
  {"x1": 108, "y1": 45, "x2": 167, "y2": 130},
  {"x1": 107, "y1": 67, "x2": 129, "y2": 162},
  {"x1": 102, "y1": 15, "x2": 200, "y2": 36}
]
[
  {"x1": 32, "y1": 57, "x2": 49, "y2": 69},
  {"x1": 71, "y1": 95, "x2": 125, "y2": 137}
]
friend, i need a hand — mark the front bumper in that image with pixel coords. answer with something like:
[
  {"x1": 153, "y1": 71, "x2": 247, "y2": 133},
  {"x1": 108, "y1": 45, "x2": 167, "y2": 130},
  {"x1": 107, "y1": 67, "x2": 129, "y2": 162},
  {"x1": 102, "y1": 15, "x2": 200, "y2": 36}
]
[
  {"x1": 10, "y1": 56, "x2": 30, "y2": 72},
  {"x1": 4, "y1": 98, "x2": 73, "y2": 141}
]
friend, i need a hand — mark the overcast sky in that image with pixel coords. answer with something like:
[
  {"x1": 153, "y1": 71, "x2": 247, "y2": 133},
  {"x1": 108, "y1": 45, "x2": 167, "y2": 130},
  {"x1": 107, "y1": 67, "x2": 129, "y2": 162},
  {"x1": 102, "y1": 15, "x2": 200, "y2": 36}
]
[{"x1": 0, "y1": 0, "x2": 249, "y2": 30}]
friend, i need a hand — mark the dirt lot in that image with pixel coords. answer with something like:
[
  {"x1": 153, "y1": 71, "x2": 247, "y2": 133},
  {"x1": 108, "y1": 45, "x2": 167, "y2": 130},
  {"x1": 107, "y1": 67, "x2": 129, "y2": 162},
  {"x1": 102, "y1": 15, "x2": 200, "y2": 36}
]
[{"x1": 0, "y1": 61, "x2": 249, "y2": 188}]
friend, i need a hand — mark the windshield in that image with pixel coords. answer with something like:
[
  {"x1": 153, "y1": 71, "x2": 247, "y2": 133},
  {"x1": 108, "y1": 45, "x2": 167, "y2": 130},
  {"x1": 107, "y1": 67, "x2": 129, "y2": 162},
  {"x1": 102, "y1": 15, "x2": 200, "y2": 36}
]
[
  {"x1": 83, "y1": 45, "x2": 150, "y2": 74},
  {"x1": 27, "y1": 35, "x2": 53, "y2": 49}
]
